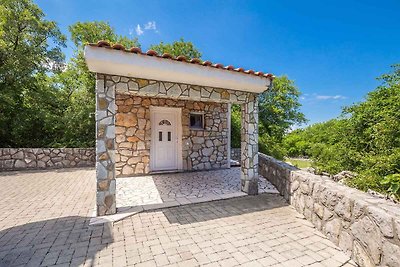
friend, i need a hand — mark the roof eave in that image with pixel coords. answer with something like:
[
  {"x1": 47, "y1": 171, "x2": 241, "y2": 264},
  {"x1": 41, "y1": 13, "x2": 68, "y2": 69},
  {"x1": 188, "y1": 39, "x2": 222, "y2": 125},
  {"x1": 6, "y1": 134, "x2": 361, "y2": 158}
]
[{"x1": 84, "y1": 46, "x2": 272, "y2": 94}]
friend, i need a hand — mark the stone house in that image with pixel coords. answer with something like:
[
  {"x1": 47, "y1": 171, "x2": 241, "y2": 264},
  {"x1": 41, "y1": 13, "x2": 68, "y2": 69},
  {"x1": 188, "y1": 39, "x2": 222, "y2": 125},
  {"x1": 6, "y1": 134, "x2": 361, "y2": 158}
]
[{"x1": 85, "y1": 41, "x2": 274, "y2": 215}]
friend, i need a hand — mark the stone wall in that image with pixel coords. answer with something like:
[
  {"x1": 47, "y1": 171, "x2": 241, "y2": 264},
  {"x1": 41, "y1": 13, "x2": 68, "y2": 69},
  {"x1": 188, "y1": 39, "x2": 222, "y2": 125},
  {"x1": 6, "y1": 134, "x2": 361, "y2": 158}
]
[
  {"x1": 0, "y1": 148, "x2": 95, "y2": 171},
  {"x1": 259, "y1": 153, "x2": 400, "y2": 267},
  {"x1": 231, "y1": 148, "x2": 241, "y2": 161},
  {"x1": 115, "y1": 94, "x2": 229, "y2": 176}
]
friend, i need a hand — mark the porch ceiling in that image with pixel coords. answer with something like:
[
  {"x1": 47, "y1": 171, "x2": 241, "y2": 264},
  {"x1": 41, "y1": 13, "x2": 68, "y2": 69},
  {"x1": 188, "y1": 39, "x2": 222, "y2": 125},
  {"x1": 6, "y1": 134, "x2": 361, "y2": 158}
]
[{"x1": 84, "y1": 43, "x2": 273, "y2": 94}]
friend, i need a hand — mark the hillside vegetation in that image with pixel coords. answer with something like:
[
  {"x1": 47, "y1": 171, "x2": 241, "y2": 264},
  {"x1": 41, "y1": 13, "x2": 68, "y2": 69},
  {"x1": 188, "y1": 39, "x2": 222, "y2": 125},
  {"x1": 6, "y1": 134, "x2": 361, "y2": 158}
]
[{"x1": 283, "y1": 64, "x2": 400, "y2": 200}]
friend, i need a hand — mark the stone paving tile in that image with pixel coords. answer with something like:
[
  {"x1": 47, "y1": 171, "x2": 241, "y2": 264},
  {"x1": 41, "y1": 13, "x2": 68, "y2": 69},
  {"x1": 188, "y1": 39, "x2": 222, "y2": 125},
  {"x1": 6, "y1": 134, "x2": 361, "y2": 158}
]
[
  {"x1": 0, "y1": 169, "x2": 356, "y2": 267},
  {"x1": 116, "y1": 167, "x2": 278, "y2": 210}
]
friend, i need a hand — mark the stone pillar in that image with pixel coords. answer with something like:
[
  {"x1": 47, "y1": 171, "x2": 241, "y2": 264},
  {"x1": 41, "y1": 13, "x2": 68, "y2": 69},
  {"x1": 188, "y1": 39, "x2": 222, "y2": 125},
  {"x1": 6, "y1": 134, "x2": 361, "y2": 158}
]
[
  {"x1": 240, "y1": 94, "x2": 259, "y2": 195},
  {"x1": 95, "y1": 74, "x2": 116, "y2": 216}
]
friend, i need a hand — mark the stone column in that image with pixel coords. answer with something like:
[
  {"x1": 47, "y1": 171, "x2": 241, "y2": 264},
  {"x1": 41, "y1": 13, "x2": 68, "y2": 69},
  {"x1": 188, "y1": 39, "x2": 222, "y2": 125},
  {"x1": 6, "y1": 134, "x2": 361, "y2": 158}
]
[
  {"x1": 95, "y1": 74, "x2": 116, "y2": 216},
  {"x1": 240, "y1": 94, "x2": 259, "y2": 195}
]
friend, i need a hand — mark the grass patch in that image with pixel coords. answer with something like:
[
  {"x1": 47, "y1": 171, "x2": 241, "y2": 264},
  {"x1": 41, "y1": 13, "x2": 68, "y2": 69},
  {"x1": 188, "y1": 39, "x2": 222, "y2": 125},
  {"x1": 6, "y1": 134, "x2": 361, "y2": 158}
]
[{"x1": 285, "y1": 158, "x2": 312, "y2": 168}]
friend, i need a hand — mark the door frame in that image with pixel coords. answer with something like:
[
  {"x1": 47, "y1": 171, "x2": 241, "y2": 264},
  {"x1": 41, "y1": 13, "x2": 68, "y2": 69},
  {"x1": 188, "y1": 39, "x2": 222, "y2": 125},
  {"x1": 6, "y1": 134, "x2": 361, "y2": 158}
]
[{"x1": 149, "y1": 106, "x2": 183, "y2": 171}]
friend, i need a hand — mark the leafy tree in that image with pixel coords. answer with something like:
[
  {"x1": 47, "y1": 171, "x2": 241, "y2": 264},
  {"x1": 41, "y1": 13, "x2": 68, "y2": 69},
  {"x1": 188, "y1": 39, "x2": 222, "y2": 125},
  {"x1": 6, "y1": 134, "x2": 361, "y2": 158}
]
[
  {"x1": 283, "y1": 64, "x2": 400, "y2": 199},
  {"x1": 149, "y1": 38, "x2": 202, "y2": 59},
  {"x1": 0, "y1": 0, "x2": 66, "y2": 147},
  {"x1": 231, "y1": 76, "x2": 306, "y2": 159},
  {"x1": 49, "y1": 21, "x2": 140, "y2": 147}
]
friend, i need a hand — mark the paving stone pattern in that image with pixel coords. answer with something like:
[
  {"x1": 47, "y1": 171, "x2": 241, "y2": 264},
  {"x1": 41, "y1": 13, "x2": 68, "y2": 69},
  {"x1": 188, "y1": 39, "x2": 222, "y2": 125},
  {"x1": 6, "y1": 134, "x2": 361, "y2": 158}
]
[
  {"x1": 0, "y1": 168, "x2": 356, "y2": 267},
  {"x1": 116, "y1": 167, "x2": 278, "y2": 211}
]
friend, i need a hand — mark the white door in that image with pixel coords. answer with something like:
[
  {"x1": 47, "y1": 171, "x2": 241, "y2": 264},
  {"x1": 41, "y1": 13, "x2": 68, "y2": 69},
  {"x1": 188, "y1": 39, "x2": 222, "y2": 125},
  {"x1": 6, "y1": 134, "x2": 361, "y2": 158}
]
[{"x1": 150, "y1": 107, "x2": 181, "y2": 171}]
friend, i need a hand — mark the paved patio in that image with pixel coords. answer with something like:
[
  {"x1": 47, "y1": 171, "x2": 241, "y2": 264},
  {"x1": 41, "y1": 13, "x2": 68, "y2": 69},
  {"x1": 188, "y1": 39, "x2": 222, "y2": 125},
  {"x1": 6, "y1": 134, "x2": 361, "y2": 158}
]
[
  {"x1": 0, "y1": 168, "x2": 356, "y2": 266},
  {"x1": 116, "y1": 167, "x2": 279, "y2": 212}
]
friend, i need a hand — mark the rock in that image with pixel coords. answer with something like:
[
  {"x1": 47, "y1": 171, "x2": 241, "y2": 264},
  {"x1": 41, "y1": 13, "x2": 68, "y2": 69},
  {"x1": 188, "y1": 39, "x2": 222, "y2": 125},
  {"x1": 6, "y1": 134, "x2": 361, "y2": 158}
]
[
  {"x1": 302, "y1": 167, "x2": 316, "y2": 174},
  {"x1": 333, "y1": 171, "x2": 357, "y2": 182},
  {"x1": 202, "y1": 148, "x2": 213, "y2": 157},
  {"x1": 12, "y1": 151, "x2": 24, "y2": 159},
  {"x1": 323, "y1": 218, "x2": 341, "y2": 244},
  {"x1": 116, "y1": 113, "x2": 137, "y2": 127},
  {"x1": 14, "y1": 159, "x2": 26, "y2": 168},
  {"x1": 350, "y1": 216, "x2": 383, "y2": 264},
  {"x1": 122, "y1": 165, "x2": 134, "y2": 175},
  {"x1": 382, "y1": 241, "x2": 400, "y2": 267},
  {"x1": 205, "y1": 140, "x2": 213, "y2": 148},
  {"x1": 192, "y1": 137, "x2": 205, "y2": 144},
  {"x1": 367, "y1": 206, "x2": 394, "y2": 237},
  {"x1": 353, "y1": 241, "x2": 375, "y2": 267}
]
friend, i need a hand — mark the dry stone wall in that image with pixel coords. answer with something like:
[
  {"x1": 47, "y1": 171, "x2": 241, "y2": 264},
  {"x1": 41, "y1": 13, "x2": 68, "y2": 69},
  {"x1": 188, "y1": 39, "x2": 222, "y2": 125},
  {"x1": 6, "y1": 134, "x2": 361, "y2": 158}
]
[
  {"x1": 0, "y1": 148, "x2": 95, "y2": 171},
  {"x1": 115, "y1": 94, "x2": 229, "y2": 176},
  {"x1": 231, "y1": 148, "x2": 241, "y2": 161},
  {"x1": 259, "y1": 153, "x2": 400, "y2": 267}
]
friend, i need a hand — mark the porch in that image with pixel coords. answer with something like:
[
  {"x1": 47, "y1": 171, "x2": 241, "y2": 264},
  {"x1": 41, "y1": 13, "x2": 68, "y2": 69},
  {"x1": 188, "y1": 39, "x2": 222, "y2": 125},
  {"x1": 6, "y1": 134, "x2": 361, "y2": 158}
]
[
  {"x1": 85, "y1": 41, "x2": 274, "y2": 216},
  {"x1": 116, "y1": 167, "x2": 279, "y2": 212}
]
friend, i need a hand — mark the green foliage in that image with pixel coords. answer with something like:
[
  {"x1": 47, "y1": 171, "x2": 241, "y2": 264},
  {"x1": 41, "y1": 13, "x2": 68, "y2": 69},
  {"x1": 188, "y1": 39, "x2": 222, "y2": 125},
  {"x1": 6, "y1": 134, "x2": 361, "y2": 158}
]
[
  {"x1": 0, "y1": 0, "x2": 66, "y2": 147},
  {"x1": 69, "y1": 21, "x2": 139, "y2": 49},
  {"x1": 149, "y1": 38, "x2": 202, "y2": 59},
  {"x1": 381, "y1": 174, "x2": 400, "y2": 200},
  {"x1": 259, "y1": 76, "x2": 306, "y2": 139},
  {"x1": 284, "y1": 64, "x2": 400, "y2": 197},
  {"x1": 48, "y1": 21, "x2": 141, "y2": 147},
  {"x1": 230, "y1": 104, "x2": 241, "y2": 148},
  {"x1": 231, "y1": 76, "x2": 306, "y2": 160}
]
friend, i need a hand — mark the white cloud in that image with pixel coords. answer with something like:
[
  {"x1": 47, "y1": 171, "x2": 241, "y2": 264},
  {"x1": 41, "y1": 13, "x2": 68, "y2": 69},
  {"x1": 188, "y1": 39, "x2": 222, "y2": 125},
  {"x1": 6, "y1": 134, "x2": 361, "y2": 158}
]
[
  {"x1": 131, "y1": 21, "x2": 158, "y2": 36},
  {"x1": 315, "y1": 95, "x2": 347, "y2": 100},
  {"x1": 135, "y1": 24, "x2": 144, "y2": 36},
  {"x1": 144, "y1": 21, "x2": 156, "y2": 30}
]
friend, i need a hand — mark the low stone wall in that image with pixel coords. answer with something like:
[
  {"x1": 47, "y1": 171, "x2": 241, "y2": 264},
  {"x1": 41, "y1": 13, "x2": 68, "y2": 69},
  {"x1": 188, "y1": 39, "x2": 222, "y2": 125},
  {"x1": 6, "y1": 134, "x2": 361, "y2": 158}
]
[
  {"x1": 0, "y1": 148, "x2": 95, "y2": 171},
  {"x1": 259, "y1": 153, "x2": 400, "y2": 267},
  {"x1": 231, "y1": 148, "x2": 241, "y2": 161}
]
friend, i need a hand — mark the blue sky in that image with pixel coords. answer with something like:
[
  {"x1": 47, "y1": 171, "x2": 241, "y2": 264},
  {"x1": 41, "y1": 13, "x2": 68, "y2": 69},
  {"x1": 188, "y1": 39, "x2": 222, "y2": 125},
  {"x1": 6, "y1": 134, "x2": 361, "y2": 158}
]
[{"x1": 35, "y1": 0, "x2": 400, "y2": 126}]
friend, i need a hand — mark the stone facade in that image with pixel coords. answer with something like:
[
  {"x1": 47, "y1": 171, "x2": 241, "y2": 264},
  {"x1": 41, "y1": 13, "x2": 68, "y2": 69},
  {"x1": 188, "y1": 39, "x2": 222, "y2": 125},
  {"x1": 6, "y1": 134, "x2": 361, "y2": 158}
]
[
  {"x1": 259, "y1": 153, "x2": 400, "y2": 267},
  {"x1": 115, "y1": 94, "x2": 229, "y2": 176},
  {"x1": 231, "y1": 148, "x2": 241, "y2": 161},
  {"x1": 95, "y1": 73, "x2": 260, "y2": 215},
  {"x1": 106, "y1": 74, "x2": 255, "y2": 104},
  {"x1": 0, "y1": 148, "x2": 95, "y2": 171},
  {"x1": 240, "y1": 95, "x2": 259, "y2": 195},
  {"x1": 95, "y1": 76, "x2": 117, "y2": 215}
]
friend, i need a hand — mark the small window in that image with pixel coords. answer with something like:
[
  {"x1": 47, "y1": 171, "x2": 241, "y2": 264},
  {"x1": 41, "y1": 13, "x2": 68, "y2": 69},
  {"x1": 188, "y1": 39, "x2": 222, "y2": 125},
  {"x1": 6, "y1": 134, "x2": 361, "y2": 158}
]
[
  {"x1": 159, "y1": 131, "x2": 162, "y2": 141},
  {"x1": 190, "y1": 113, "x2": 204, "y2": 129},
  {"x1": 168, "y1": 131, "x2": 171, "y2": 141},
  {"x1": 159, "y1": 119, "x2": 171, "y2": 126}
]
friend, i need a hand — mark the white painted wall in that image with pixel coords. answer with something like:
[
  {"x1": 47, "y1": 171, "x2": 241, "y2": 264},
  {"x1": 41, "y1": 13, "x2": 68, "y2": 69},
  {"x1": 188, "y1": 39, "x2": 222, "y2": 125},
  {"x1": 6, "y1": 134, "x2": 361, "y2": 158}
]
[{"x1": 85, "y1": 46, "x2": 271, "y2": 93}]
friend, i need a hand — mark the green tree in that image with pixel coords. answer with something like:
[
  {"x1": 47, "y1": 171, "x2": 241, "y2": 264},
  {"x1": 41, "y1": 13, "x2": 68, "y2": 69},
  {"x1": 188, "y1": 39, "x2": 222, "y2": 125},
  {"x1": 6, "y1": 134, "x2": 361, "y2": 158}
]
[
  {"x1": 231, "y1": 76, "x2": 306, "y2": 159},
  {"x1": 149, "y1": 38, "x2": 202, "y2": 59},
  {"x1": 49, "y1": 21, "x2": 140, "y2": 147},
  {"x1": 0, "y1": 0, "x2": 66, "y2": 147},
  {"x1": 283, "y1": 64, "x2": 400, "y2": 199}
]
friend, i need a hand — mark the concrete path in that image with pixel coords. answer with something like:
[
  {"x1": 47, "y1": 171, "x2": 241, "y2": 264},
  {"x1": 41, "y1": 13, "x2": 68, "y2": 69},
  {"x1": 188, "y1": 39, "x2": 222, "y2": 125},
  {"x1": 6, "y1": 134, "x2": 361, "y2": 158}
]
[{"x1": 0, "y1": 168, "x2": 356, "y2": 266}]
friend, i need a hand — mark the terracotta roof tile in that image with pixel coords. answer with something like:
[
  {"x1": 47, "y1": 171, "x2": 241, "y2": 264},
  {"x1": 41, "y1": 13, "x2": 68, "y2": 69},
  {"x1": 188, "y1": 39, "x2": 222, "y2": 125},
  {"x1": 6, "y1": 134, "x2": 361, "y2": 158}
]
[
  {"x1": 88, "y1": 41, "x2": 275, "y2": 79},
  {"x1": 130, "y1": 47, "x2": 142, "y2": 53},
  {"x1": 176, "y1": 55, "x2": 187, "y2": 61},
  {"x1": 146, "y1": 50, "x2": 158, "y2": 56},
  {"x1": 161, "y1": 53, "x2": 173, "y2": 59},
  {"x1": 190, "y1": 58, "x2": 202, "y2": 64}
]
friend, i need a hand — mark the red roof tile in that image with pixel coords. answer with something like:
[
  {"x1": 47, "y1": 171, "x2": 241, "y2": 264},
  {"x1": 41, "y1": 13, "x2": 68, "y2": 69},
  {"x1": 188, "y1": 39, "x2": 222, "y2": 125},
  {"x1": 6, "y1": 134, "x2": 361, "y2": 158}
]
[{"x1": 88, "y1": 41, "x2": 275, "y2": 79}]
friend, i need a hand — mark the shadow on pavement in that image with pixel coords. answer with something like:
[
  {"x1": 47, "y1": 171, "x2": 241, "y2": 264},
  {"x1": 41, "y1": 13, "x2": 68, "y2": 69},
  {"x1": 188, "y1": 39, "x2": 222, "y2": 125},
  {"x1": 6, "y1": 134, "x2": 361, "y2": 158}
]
[
  {"x1": 0, "y1": 216, "x2": 111, "y2": 267},
  {"x1": 162, "y1": 193, "x2": 289, "y2": 225}
]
